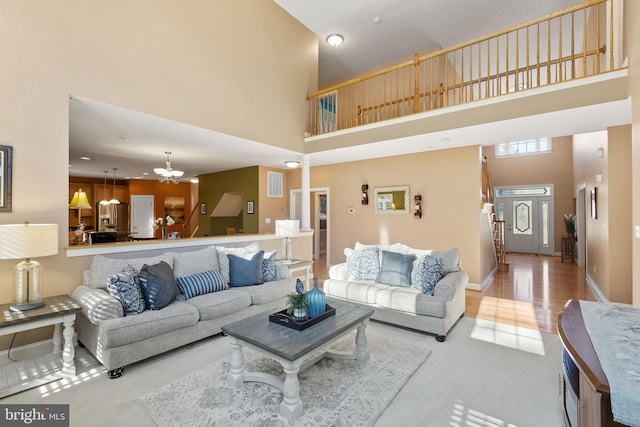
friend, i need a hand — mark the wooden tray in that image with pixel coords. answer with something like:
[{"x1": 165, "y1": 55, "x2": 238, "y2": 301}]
[{"x1": 269, "y1": 304, "x2": 336, "y2": 331}]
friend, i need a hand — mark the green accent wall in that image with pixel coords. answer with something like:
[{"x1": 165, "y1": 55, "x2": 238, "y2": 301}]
[{"x1": 197, "y1": 166, "x2": 260, "y2": 236}]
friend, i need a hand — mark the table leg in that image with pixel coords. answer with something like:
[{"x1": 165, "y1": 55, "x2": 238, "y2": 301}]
[
  {"x1": 280, "y1": 362, "x2": 303, "y2": 422},
  {"x1": 62, "y1": 314, "x2": 76, "y2": 376},
  {"x1": 228, "y1": 339, "x2": 245, "y2": 388},
  {"x1": 355, "y1": 319, "x2": 370, "y2": 363},
  {"x1": 52, "y1": 323, "x2": 62, "y2": 354}
]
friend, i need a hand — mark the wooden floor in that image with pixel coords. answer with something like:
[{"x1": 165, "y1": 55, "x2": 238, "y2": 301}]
[{"x1": 314, "y1": 252, "x2": 597, "y2": 335}]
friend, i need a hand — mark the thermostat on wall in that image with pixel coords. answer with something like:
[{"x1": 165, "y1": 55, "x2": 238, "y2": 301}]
[{"x1": 347, "y1": 207, "x2": 355, "y2": 214}]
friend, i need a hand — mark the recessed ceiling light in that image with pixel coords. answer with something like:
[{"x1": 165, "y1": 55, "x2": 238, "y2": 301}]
[
  {"x1": 326, "y1": 34, "x2": 344, "y2": 47},
  {"x1": 142, "y1": 172, "x2": 149, "y2": 176},
  {"x1": 373, "y1": 17, "x2": 382, "y2": 25},
  {"x1": 80, "y1": 156, "x2": 91, "y2": 160}
]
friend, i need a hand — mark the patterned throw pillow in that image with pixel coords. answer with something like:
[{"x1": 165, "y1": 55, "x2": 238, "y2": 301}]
[
  {"x1": 176, "y1": 270, "x2": 228, "y2": 300},
  {"x1": 375, "y1": 250, "x2": 416, "y2": 287},
  {"x1": 344, "y1": 247, "x2": 380, "y2": 280},
  {"x1": 228, "y1": 250, "x2": 265, "y2": 287},
  {"x1": 106, "y1": 264, "x2": 146, "y2": 316},
  {"x1": 413, "y1": 255, "x2": 444, "y2": 295},
  {"x1": 262, "y1": 251, "x2": 278, "y2": 282}
]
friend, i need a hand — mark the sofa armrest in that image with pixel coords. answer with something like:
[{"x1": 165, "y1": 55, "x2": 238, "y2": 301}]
[
  {"x1": 72, "y1": 285, "x2": 124, "y2": 325},
  {"x1": 434, "y1": 270, "x2": 469, "y2": 300},
  {"x1": 328, "y1": 263, "x2": 348, "y2": 280}
]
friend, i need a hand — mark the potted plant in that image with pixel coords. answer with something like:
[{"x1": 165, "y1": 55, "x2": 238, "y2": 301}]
[
  {"x1": 286, "y1": 292, "x2": 308, "y2": 319},
  {"x1": 564, "y1": 214, "x2": 576, "y2": 237}
]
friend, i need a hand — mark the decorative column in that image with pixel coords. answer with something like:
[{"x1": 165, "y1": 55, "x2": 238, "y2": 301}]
[{"x1": 300, "y1": 155, "x2": 311, "y2": 231}]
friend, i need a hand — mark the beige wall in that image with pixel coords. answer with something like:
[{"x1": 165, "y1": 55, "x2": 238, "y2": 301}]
[
  {"x1": 290, "y1": 145, "x2": 484, "y2": 284},
  {"x1": 628, "y1": 0, "x2": 640, "y2": 306},
  {"x1": 573, "y1": 126, "x2": 632, "y2": 304},
  {"x1": 0, "y1": 0, "x2": 317, "y2": 307},
  {"x1": 482, "y1": 136, "x2": 575, "y2": 252}
]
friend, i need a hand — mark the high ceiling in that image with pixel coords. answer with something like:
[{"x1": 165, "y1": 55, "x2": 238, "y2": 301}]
[{"x1": 69, "y1": 0, "x2": 619, "y2": 181}]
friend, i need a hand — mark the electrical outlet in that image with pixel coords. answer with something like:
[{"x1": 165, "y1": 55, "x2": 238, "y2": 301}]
[{"x1": 593, "y1": 264, "x2": 597, "y2": 273}]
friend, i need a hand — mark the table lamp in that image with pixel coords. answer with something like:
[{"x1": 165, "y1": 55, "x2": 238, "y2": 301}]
[
  {"x1": 0, "y1": 223, "x2": 58, "y2": 312},
  {"x1": 275, "y1": 220, "x2": 299, "y2": 264},
  {"x1": 69, "y1": 188, "x2": 92, "y2": 244}
]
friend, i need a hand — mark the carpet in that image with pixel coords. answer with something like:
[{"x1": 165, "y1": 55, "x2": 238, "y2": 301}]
[{"x1": 137, "y1": 331, "x2": 431, "y2": 426}]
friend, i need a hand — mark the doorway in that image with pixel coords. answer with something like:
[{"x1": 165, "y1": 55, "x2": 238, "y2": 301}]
[
  {"x1": 290, "y1": 188, "x2": 330, "y2": 269},
  {"x1": 131, "y1": 195, "x2": 154, "y2": 239},
  {"x1": 494, "y1": 185, "x2": 554, "y2": 255}
]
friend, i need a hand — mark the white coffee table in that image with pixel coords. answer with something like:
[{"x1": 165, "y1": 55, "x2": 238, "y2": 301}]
[{"x1": 221, "y1": 299, "x2": 373, "y2": 422}]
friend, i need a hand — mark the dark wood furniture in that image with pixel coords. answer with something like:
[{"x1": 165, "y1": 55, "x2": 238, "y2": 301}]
[
  {"x1": 221, "y1": 299, "x2": 374, "y2": 422},
  {"x1": 557, "y1": 299, "x2": 625, "y2": 427},
  {"x1": 561, "y1": 236, "x2": 574, "y2": 262}
]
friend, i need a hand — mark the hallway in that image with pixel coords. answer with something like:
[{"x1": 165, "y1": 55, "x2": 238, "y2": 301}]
[{"x1": 315, "y1": 253, "x2": 597, "y2": 335}]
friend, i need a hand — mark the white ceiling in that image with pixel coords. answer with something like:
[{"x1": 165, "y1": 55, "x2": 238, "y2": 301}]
[{"x1": 69, "y1": 0, "x2": 623, "y2": 180}]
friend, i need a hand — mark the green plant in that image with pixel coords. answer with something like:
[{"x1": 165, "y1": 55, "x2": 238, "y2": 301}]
[
  {"x1": 286, "y1": 292, "x2": 308, "y2": 315},
  {"x1": 105, "y1": 223, "x2": 116, "y2": 228},
  {"x1": 564, "y1": 214, "x2": 576, "y2": 235}
]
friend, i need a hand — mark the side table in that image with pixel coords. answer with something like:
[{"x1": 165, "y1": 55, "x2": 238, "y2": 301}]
[
  {"x1": 561, "y1": 236, "x2": 574, "y2": 263},
  {"x1": 276, "y1": 259, "x2": 313, "y2": 290},
  {"x1": 0, "y1": 294, "x2": 81, "y2": 398}
]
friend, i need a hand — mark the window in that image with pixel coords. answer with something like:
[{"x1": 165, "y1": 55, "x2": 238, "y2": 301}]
[{"x1": 495, "y1": 138, "x2": 551, "y2": 157}]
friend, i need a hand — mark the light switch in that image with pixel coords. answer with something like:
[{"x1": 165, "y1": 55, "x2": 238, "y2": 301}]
[{"x1": 265, "y1": 218, "x2": 271, "y2": 224}]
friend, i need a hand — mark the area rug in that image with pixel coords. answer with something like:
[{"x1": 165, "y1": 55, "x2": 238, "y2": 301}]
[{"x1": 137, "y1": 331, "x2": 431, "y2": 426}]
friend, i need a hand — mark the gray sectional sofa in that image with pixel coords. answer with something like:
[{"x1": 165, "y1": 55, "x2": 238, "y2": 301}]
[
  {"x1": 72, "y1": 243, "x2": 293, "y2": 377},
  {"x1": 323, "y1": 243, "x2": 467, "y2": 341}
]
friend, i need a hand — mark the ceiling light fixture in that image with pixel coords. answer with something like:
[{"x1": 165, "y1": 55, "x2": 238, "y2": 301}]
[
  {"x1": 154, "y1": 151, "x2": 184, "y2": 184},
  {"x1": 284, "y1": 161, "x2": 300, "y2": 169},
  {"x1": 109, "y1": 168, "x2": 120, "y2": 205},
  {"x1": 326, "y1": 34, "x2": 344, "y2": 47}
]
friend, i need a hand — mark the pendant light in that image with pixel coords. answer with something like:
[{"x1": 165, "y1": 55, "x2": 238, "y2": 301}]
[
  {"x1": 109, "y1": 168, "x2": 120, "y2": 205},
  {"x1": 99, "y1": 171, "x2": 110, "y2": 205}
]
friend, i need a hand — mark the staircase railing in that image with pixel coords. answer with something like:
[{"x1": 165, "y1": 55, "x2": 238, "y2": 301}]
[{"x1": 307, "y1": 0, "x2": 620, "y2": 136}]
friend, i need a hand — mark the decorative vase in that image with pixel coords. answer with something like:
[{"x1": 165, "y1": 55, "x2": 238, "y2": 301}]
[
  {"x1": 161, "y1": 227, "x2": 167, "y2": 240},
  {"x1": 306, "y1": 277, "x2": 325, "y2": 318},
  {"x1": 293, "y1": 308, "x2": 307, "y2": 320}
]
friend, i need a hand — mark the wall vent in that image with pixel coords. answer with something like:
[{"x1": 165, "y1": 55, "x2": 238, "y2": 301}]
[{"x1": 268, "y1": 171, "x2": 283, "y2": 198}]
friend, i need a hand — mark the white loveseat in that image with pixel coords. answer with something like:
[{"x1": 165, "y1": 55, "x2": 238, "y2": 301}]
[
  {"x1": 72, "y1": 242, "x2": 293, "y2": 377},
  {"x1": 324, "y1": 243, "x2": 467, "y2": 342}
]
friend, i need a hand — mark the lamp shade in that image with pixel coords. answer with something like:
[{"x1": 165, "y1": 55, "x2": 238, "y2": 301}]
[
  {"x1": 275, "y1": 220, "x2": 300, "y2": 237},
  {"x1": 0, "y1": 223, "x2": 59, "y2": 260},
  {"x1": 69, "y1": 189, "x2": 92, "y2": 210}
]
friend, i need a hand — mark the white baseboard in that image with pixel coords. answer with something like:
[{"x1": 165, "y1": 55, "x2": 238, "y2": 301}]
[
  {"x1": 0, "y1": 339, "x2": 54, "y2": 366},
  {"x1": 585, "y1": 274, "x2": 609, "y2": 303},
  {"x1": 466, "y1": 282, "x2": 482, "y2": 291}
]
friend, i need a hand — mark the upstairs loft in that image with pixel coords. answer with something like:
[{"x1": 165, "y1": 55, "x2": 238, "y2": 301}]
[{"x1": 305, "y1": 0, "x2": 629, "y2": 157}]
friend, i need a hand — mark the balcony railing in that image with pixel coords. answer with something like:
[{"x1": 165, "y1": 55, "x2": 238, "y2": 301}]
[{"x1": 307, "y1": 0, "x2": 622, "y2": 136}]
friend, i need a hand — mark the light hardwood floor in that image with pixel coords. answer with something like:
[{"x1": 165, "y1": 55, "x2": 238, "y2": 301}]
[{"x1": 314, "y1": 252, "x2": 597, "y2": 335}]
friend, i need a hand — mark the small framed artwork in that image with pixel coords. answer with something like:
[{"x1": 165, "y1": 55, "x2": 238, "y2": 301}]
[
  {"x1": 247, "y1": 200, "x2": 255, "y2": 214},
  {"x1": 200, "y1": 203, "x2": 207, "y2": 215},
  {"x1": 591, "y1": 187, "x2": 597, "y2": 219},
  {"x1": 0, "y1": 145, "x2": 13, "y2": 213}
]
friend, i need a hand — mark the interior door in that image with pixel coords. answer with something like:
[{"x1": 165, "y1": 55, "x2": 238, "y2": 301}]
[{"x1": 131, "y1": 195, "x2": 154, "y2": 239}]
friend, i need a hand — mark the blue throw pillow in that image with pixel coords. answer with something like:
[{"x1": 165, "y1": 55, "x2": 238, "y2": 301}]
[
  {"x1": 262, "y1": 250, "x2": 278, "y2": 282},
  {"x1": 139, "y1": 261, "x2": 178, "y2": 310},
  {"x1": 413, "y1": 255, "x2": 444, "y2": 295},
  {"x1": 344, "y1": 247, "x2": 380, "y2": 280},
  {"x1": 176, "y1": 270, "x2": 228, "y2": 300},
  {"x1": 106, "y1": 264, "x2": 146, "y2": 316},
  {"x1": 375, "y1": 250, "x2": 416, "y2": 287},
  {"x1": 228, "y1": 250, "x2": 264, "y2": 287}
]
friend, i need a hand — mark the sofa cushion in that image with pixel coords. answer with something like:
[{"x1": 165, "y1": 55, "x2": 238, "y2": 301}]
[
  {"x1": 239, "y1": 279, "x2": 292, "y2": 305},
  {"x1": 323, "y1": 279, "x2": 386, "y2": 304},
  {"x1": 376, "y1": 286, "x2": 447, "y2": 318},
  {"x1": 413, "y1": 255, "x2": 444, "y2": 295},
  {"x1": 262, "y1": 250, "x2": 278, "y2": 282},
  {"x1": 183, "y1": 289, "x2": 252, "y2": 321},
  {"x1": 344, "y1": 247, "x2": 380, "y2": 280},
  {"x1": 168, "y1": 246, "x2": 219, "y2": 278},
  {"x1": 99, "y1": 300, "x2": 199, "y2": 348},
  {"x1": 106, "y1": 264, "x2": 146, "y2": 316},
  {"x1": 375, "y1": 250, "x2": 416, "y2": 287},
  {"x1": 87, "y1": 253, "x2": 173, "y2": 289},
  {"x1": 139, "y1": 261, "x2": 178, "y2": 310},
  {"x1": 216, "y1": 242, "x2": 261, "y2": 283},
  {"x1": 228, "y1": 250, "x2": 264, "y2": 287},
  {"x1": 176, "y1": 270, "x2": 228, "y2": 300}
]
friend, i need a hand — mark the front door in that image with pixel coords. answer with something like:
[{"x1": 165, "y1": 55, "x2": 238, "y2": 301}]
[{"x1": 495, "y1": 185, "x2": 554, "y2": 255}]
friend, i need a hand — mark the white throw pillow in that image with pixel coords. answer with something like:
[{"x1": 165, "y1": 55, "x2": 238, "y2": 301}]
[{"x1": 344, "y1": 247, "x2": 380, "y2": 281}]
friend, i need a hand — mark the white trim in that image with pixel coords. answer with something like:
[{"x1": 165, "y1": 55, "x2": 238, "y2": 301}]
[{"x1": 585, "y1": 274, "x2": 609, "y2": 303}]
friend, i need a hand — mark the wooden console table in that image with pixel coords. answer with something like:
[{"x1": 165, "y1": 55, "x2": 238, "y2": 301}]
[
  {"x1": 0, "y1": 295, "x2": 81, "y2": 398},
  {"x1": 557, "y1": 300, "x2": 625, "y2": 427}
]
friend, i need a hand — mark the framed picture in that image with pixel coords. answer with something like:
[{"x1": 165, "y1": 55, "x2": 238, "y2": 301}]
[
  {"x1": 164, "y1": 196, "x2": 185, "y2": 224},
  {"x1": 200, "y1": 203, "x2": 207, "y2": 215},
  {"x1": 0, "y1": 145, "x2": 13, "y2": 212},
  {"x1": 247, "y1": 200, "x2": 255, "y2": 214},
  {"x1": 591, "y1": 187, "x2": 597, "y2": 219}
]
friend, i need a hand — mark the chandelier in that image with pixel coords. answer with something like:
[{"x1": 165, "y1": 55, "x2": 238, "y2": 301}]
[{"x1": 154, "y1": 151, "x2": 184, "y2": 184}]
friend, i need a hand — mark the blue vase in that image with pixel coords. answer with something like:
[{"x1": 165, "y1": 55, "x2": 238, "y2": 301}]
[{"x1": 306, "y1": 277, "x2": 325, "y2": 318}]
